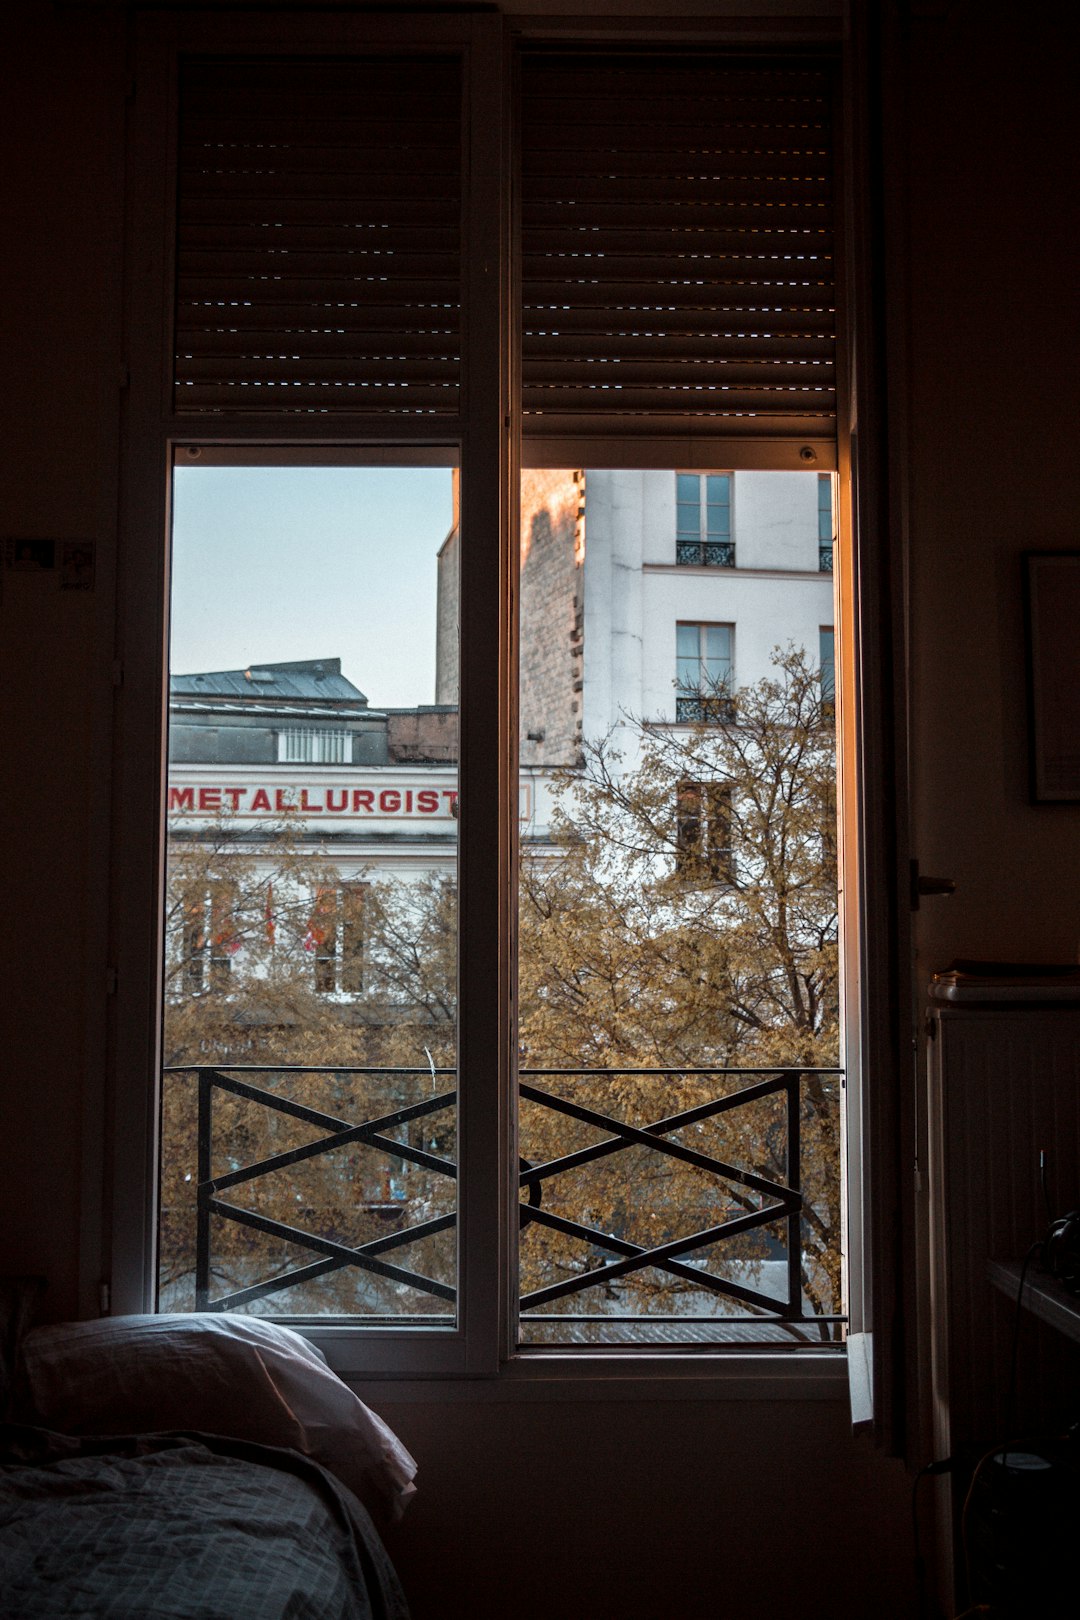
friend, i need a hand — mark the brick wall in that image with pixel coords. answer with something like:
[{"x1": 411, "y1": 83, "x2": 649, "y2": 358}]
[
  {"x1": 387, "y1": 706, "x2": 459, "y2": 763},
  {"x1": 519, "y1": 468, "x2": 584, "y2": 768},
  {"x1": 433, "y1": 468, "x2": 585, "y2": 769}
]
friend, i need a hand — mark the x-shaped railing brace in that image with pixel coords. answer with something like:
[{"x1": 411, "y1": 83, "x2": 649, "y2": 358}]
[
  {"x1": 196, "y1": 1068, "x2": 457, "y2": 1311},
  {"x1": 518, "y1": 1075, "x2": 802, "y2": 1316}
]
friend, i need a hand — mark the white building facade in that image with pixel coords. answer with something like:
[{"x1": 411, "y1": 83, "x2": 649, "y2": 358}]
[{"x1": 580, "y1": 468, "x2": 835, "y2": 758}]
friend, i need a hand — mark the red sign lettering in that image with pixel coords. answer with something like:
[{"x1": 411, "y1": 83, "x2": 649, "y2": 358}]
[{"x1": 167, "y1": 780, "x2": 467, "y2": 819}]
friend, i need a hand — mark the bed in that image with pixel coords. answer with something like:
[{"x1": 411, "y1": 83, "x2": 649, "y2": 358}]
[{"x1": 0, "y1": 1288, "x2": 414, "y2": 1619}]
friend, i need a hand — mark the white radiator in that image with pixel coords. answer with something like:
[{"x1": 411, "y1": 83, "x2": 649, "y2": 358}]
[{"x1": 926, "y1": 998, "x2": 1080, "y2": 1605}]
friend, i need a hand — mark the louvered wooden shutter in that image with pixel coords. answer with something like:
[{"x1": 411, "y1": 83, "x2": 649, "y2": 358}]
[
  {"x1": 174, "y1": 57, "x2": 461, "y2": 417},
  {"x1": 520, "y1": 53, "x2": 837, "y2": 443}
]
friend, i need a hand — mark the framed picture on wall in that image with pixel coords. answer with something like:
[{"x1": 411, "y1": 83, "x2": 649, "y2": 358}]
[{"x1": 1025, "y1": 552, "x2": 1080, "y2": 801}]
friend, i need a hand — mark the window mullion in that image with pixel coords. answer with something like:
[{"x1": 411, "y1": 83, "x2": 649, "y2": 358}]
[{"x1": 456, "y1": 14, "x2": 515, "y2": 1377}]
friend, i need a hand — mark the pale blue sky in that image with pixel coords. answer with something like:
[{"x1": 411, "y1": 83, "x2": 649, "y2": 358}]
[{"x1": 169, "y1": 466, "x2": 455, "y2": 708}]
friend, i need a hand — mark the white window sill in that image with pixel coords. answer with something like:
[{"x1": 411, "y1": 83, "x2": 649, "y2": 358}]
[{"x1": 340, "y1": 1348, "x2": 849, "y2": 1404}]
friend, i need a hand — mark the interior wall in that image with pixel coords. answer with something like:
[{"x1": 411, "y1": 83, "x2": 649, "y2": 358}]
[
  {"x1": 903, "y1": 0, "x2": 1080, "y2": 976},
  {"x1": 376, "y1": 1394, "x2": 914, "y2": 1620},
  {"x1": 1, "y1": 1, "x2": 125, "y2": 1320}
]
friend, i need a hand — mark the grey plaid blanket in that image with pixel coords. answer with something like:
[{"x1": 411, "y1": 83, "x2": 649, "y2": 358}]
[{"x1": 0, "y1": 1428, "x2": 410, "y2": 1619}]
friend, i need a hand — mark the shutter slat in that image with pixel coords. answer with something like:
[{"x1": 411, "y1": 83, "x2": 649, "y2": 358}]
[
  {"x1": 180, "y1": 247, "x2": 460, "y2": 276},
  {"x1": 524, "y1": 229, "x2": 834, "y2": 257},
  {"x1": 523, "y1": 253, "x2": 833, "y2": 284},
  {"x1": 524, "y1": 199, "x2": 831, "y2": 227},
  {"x1": 179, "y1": 196, "x2": 461, "y2": 226},
  {"x1": 176, "y1": 275, "x2": 460, "y2": 304},
  {"x1": 178, "y1": 329, "x2": 460, "y2": 359},
  {"x1": 523, "y1": 359, "x2": 835, "y2": 388},
  {"x1": 178, "y1": 355, "x2": 460, "y2": 384},
  {"x1": 523, "y1": 384, "x2": 835, "y2": 413},
  {"x1": 176, "y1": 381, "x2": 458, "y2": 414},
  {"x1": 179, "y1": 148, "x2": 461, "y2": 181},
  {"x1": 527, "y1": 155, "x2": 835, "y2": 184},
  {"x1": 175, "y1": 302, "x2": 459, "y2": 332},
  {"x1": 524, "y1": 281, "x2": 834, "y2": 312},
  {"x1": 521, "y1": 52, "x2": 837, "y2": 440},
  {"x1": 522, "y1": 335, "x2": 831, "y2": 362},
  {"x1": 523, "y1": 303, "x2": 834, "y2": 331},
  {"x1": 174, "y1": 56, "x2": 462, "y2": 418}
]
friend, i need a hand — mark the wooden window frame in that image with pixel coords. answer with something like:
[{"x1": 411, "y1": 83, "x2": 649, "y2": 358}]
[{"x1": 104, "y1": 7, "x2": 908, "y2": 1430}]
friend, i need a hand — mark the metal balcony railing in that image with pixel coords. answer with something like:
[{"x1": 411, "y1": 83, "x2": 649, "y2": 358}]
[
  {"x1": 163, "y1": 1064, "x2": 845, "y2": 1341},
  {"x1": 675, "y1": 693, "x2": 736, "y2": 724},
  {"x1": 676, "y1": 539, "x2": 735, "y2": 568}
]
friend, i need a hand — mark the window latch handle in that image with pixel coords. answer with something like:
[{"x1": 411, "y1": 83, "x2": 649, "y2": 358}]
[{"x1": 910, "y1": 860, "x2": 956, "y2": 909}]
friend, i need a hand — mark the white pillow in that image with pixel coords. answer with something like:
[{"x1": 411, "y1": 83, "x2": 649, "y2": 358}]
[{"x1": 20, "y1": 1313, "x2": 417, "y2": 1519}]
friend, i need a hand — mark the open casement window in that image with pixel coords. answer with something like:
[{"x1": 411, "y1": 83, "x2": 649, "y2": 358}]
[
  {"x1": 518, "y1": 47, "x2": 852, "y2": 1356},
  {"x1": 113, "y1": 9, "x2": 904, "y2": 1429},
  {"x1": 519, "y1": 39, "x2": 902, "y2": 1417}
]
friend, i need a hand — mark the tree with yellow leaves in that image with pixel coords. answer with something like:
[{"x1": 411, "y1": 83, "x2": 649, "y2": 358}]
[
  {"x1": 160, "y1": 818, "x2": 456, "y2": 1318},
  {"x1": 516, "y1": 646, "x2": 840, "y2": 1332},
  {"x1": 160, "y1": 646, "x2": 839, "y2": 1334}
]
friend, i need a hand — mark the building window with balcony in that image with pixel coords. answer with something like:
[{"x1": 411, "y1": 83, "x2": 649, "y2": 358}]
[
  {"x1": 675, "y1": 780, "x2": 733, "y2": 884},
  {"x1": 676, "y1": 622, "x2": 734, "y2": 722},
  {"x1": 818, "y1": 474, "x2": 835, "y2": 572},
  {"x1": 279, "y1": 727, "x2": 350, "y2": 765},
  {"x1": 305, "y1": 884, "x2": 366, "y2": 995},
  {"x1": 183, "y1": 884, "x2": 239, "y2": 995},
  {"x1": 676, "y1": 472, "x2": 733, "y2": 567}
]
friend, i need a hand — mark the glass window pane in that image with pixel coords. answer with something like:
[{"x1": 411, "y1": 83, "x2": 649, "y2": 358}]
[
  {"x1": 703, "y1": 623, "x2": 732, "y2": 685},
  {"x1": 705, "y1": 475, "x2": 731, "y2": 541},
  {"x1": 676, "y1": 622, "x2": 700, "y2": 688},
  {"x1": 820, "y1": 626, "x2": 836, "y2": 702},
  {"x1": 519, "y1": 469, "x2": 841, "y2": 1348},
  {"x1": 161, "y1": 460, "x2": 459, "y2": 1324},
  {"x1": 818, "y1": 473, "x2": 834, "y2": 542},
  {"x1": 676, "y1": 473, "x2": 701, "y2": 541}
]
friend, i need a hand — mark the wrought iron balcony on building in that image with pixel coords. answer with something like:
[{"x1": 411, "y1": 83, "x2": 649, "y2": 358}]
[
  {"x1": 675, "y1": 693, "x2": 737, "y2": 724},
  {"x1": 676, "y1": 539, "x2": 735, "y2": 568},
  {"x1": 819, "y1": 543, "x2": 834, "y2": 572},
  {"x1": 162, "y1": 1063, "x2": 846, "y2": 1346}
]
